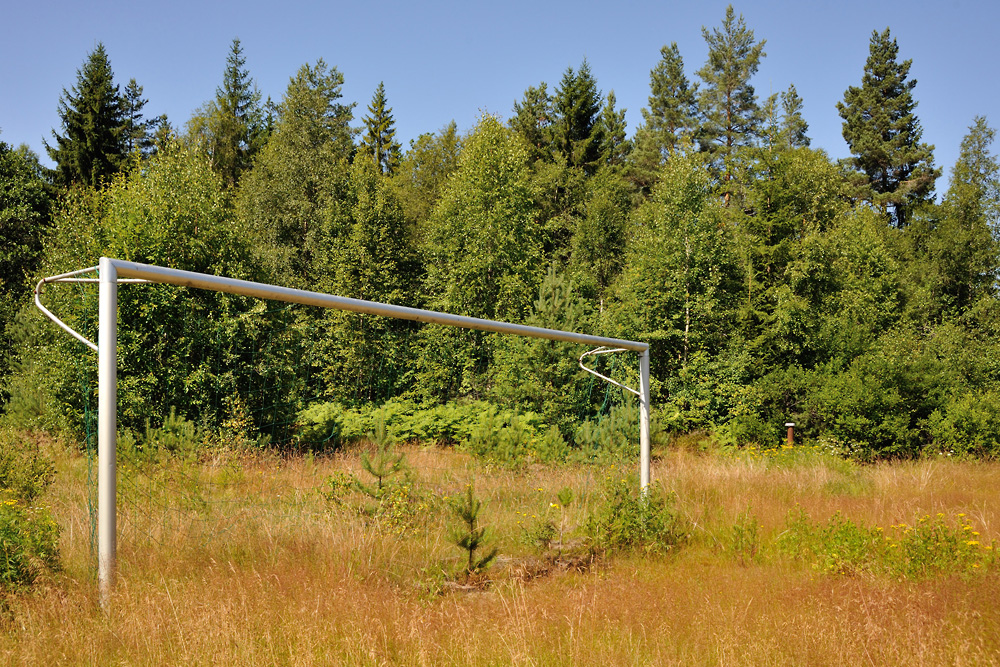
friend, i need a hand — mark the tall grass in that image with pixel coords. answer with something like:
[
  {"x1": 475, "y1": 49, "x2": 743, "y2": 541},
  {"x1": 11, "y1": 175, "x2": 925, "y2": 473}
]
[{"x1": 2, "y1": 444, "x2": 1000, "y2": 665}]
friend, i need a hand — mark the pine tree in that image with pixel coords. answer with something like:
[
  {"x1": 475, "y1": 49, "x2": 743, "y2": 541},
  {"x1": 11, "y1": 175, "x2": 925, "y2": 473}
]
[
  {"x1": 779, "y1": 84, "x2": 809, "y2": 149},
  {"x1": 395, "y1": 121, "x2": 462, "y2": 226},
  {"x1": 947, "y1": 116, "x2": 1000, "y2": 229},
  {"x1": 552, "y1": 60, "x2": 602, "y2": 171},
  {"x1": 448, "y1": 483, "x2": 498, "y2": 580},
  {"x1": 46, "y1": 43, "x2": 127, "y2": 187},
  {"x1": 696, "y1": 6, "x2": 767, "y2": 160},
  {"x1": 837, "y1": 28, "x2": 939, "y2": 227},
  {"x1": 924, "y1": 116, "x2": 1000, "y2": 313},
  {"x1": 359, "y1": 82, "x2": 402, "y2": 176}
]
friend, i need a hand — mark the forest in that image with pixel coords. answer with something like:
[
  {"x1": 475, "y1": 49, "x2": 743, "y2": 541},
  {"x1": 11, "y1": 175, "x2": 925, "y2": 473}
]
[{"x1": 3, "y1": 5, "x2": 1000, "y2": 464}]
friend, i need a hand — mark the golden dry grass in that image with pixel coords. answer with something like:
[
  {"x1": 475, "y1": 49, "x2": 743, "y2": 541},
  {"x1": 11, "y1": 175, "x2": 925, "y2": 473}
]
[{"x1": 3, "y1": 445, "x2": 1000, "y2": 666}]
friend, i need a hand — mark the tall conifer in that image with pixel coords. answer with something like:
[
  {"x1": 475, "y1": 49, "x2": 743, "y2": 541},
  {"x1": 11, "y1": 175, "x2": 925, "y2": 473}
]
[
  {"x1": 837, "y1": 28, "x2": 939, "y2": 227},
  {"x1": 46, "y1": 43, "x2": 126, "y2": 187},
  {"x1": 553, "y1": 60, "x2": 602, "y2": 171},
  {"x1": 211, "y1": 38, "x2": 266, "y2": 187},
  {"x1": 780, "y1": 84, "x2": 809, "y2": 149},
  {"x1": 696, "y1": 6, "x2": 766, "y2": 159},
  {"x1": 642, "y1": 43, "x2": 699, "y2": 157},
  {"x1": 359, "y1": 82, "x2": 402, "y2": 176}
]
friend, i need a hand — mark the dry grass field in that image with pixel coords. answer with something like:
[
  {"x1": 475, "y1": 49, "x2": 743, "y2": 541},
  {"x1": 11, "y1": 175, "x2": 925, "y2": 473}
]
[{"x1": 3, "y1": 443, "x2": 1000, "y2": 666}]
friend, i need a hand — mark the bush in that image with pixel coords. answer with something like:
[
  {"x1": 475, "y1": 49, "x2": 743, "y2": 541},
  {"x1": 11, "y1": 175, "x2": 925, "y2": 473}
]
[
  {"x1": 777, "y1": 507, "x2": 998, "y2": 578},
  {"x1": 587, "y1": 476, "x2": 689, "y2": 555},
  {"x1": 926, "y1": 390, "x2": 1000, "y2": 457},
  {"x1": 0, "y1": 430, "x2": 60, "y2": 592}
]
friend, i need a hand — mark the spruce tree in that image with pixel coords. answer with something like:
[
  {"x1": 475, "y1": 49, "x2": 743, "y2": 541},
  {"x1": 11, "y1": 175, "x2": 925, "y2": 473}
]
[
  {"x1": 641, "y1": 42, "x2": 699, "y2": 157},
  {"x1": 696, "y1": 5, "x2": 767, "y2": 160},
  {"x1": 509, "y1": 83, "x2": 555, "y2": 162},
  {"x1": 552, "y1": 60, "x2": 602, "y2": 171},
  {"x1": 203, "y1": 38, "x2": 266, "y2": 187},
  {"x1": 121, "y1": 78, "x2": 165, "y2": 158},
  {"x1": 597, "y1": 91, "x2": 630, "y2": 167},
  {"x1": 837, "y1": 28, "x2": 939, "y2": 227},
  {"x1": 630, "y1": 44, "x2": 698, "y2": 193},
  {"x1": 46, "y1": 43, "x2": 127, "y2": 187},
  {"x1": 779, "y1": 84, "x2": 809, "y2": 149},
  {"x1": 359, "y1": 82, "x2": 402, "y2": 176}
]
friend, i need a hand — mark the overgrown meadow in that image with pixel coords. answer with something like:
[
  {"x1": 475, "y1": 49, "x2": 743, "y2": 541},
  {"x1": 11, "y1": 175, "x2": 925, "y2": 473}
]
[{"x1": 3, "y1": 426, "x2": 1000, "y2": 665}]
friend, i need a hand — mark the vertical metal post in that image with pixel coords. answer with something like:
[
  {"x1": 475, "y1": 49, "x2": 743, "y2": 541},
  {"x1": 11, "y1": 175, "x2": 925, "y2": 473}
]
[
  {"x1": 98, "y1": 258, "x2": 117, "y2": 609},
  {"x1": 639, "y1": 349, "x2": 651, "y2": 493}
]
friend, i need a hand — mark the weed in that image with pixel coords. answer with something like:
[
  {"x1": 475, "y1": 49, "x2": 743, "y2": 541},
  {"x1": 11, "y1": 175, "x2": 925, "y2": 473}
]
[
  {"x1": 731, "y1": 506, "x2": 762, "y2": 565},
  {"x1": 0, "y1": 429, "x2": 59, "y2": 592},
  {"x1": 778, "y1": 507, "x2": 999, "y2": 578}
]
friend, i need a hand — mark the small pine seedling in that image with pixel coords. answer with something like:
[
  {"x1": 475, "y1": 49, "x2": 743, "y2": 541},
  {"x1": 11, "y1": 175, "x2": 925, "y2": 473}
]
[
  {"x1": 449, "y1": 483, "x2": 499, "y2": 581},
  {"x1": 355, "y1": 411, "x2": 406, "y2": 499}
]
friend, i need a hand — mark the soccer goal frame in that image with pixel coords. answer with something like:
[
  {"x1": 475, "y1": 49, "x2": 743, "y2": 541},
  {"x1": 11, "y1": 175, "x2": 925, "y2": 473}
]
[{"x1": 35, "y1": 256, "x2": 651, "y2": 608}]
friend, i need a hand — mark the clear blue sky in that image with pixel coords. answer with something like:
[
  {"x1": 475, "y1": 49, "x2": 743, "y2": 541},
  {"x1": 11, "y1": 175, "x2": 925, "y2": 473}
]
[{"x1": 2, "y1": 0, "x2": 997, "y2": 189}]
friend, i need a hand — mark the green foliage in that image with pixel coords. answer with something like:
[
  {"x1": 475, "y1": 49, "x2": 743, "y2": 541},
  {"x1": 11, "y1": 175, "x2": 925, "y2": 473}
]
[
  {"x1": 394, "y1": 121, "x2": 462, "y2": 227},
  {"x1": 608, "y1": 150, "x2": 740, "y2": 401},
  {"x1": 358, "y1": 82, "x2": 402, "y2": 176},
  {"x1": 552, "y1": 60, "x2": 602, "y2": 172},
  {"x1": 596, "y1": 91, "x2": 631, "y2": 167},
  {"x1": 731, "y1": 506, "x2": 762, "y2": 565},
  {"x1": 448, "y1": 483, "x2": 499, "y2": 580},
  {"x1": 140, "y1": 407, "x2": 203, "y2": 459},
  {"x1": 696, "y1": 5, "x2": 767, "y2": 164},
  {"x1": 7, "y1": 145, "x2": 307, "y2": 443},
  {"x1": 356, "y1": 412, "x2": 406, "y2": 495},
  {"x1": 186, "y1": 38, "x2": 267, "y2": 188},
  {"x1": 0, "y1": 142, "x2": 52, "y2": 398},
  {"x1": 837, "y1": 28, "x2": 939, "y2": 227},
  {"x1": 418, "y1": 115, "x2": 541, "y2": 400},
  {"x1": 45, "y1": 43, "x2": 128, "y2": 187},
  {"x1": 0, "y1": 430, "x2": 59, "y2": 592},
  {"x1": 491, "y1": 268, "x2": 595, "y2": 434},
  {"x1": 779, "y1": 84, "x2": 809, "y2": 149},
  {"x1": 317, "y1": 159, "x2": 421, "y2": 403},
  {"x1": 466, "y1": 407, "x2": 548, "y2": 466},
  {"x1": 574, "y1": 403, "x2": 641, "y2": 462},
  {"x1": 779, "y1": 508, "x2": 998, "y2": 578},
  {"x1": 587, "y1": 477, "x2": 689, "y2": 555},
  {"x1": 297, "y1": 399, "x2": 524, "y2": 449},
  {"x1": 926, "y1": 390, "x2": 1000, "y2": 457},
  {"x1": 638, "y1": 42, "x2": 698, "y2": 163},
  {"x1": 237, "y1": 58, "x2": 354, "y2": 287},
  {"x1": 509, "y1": 83, "x2": 555, "y2": 163}
]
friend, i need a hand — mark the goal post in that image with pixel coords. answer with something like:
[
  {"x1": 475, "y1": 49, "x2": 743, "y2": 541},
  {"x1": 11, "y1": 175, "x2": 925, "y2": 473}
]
[{"x1": 38, "y1": 256, "x2": 652, "y2": 608}]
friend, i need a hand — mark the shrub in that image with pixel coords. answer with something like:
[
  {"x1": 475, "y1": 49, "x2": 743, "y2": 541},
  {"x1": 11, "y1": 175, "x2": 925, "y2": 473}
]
[
  {"x1": 778, "y1": 507, "x2": 998, "y2": 578},
  {"x1": 926, "y1": 390, "x2": 1000, "y2": 457},
  {"x1": 587, "y1": 476, "x2": 689, "y2": 555}
]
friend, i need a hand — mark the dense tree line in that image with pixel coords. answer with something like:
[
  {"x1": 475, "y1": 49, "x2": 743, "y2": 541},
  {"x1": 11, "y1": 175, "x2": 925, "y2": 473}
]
[{"x1": 3, "y1": 7, "x2": 1000, "y2": 459}]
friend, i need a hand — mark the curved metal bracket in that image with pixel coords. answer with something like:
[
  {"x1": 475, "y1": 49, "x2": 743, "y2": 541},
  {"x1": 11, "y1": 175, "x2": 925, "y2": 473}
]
[
  {"x1": 579, "y1": 346, "x2": 641, "y2": 398},
  {"x1": 34, "y1": 266, "x2": 147, "y2": 353}
]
